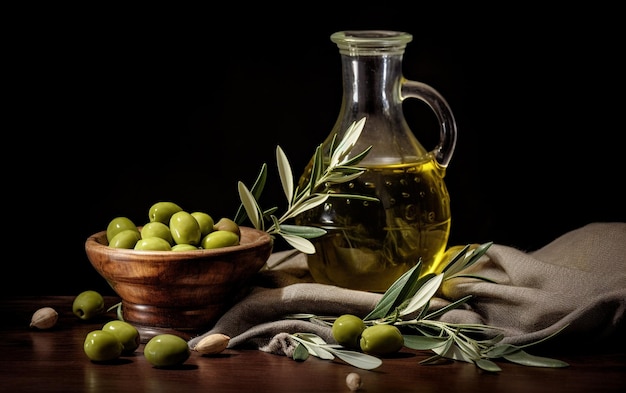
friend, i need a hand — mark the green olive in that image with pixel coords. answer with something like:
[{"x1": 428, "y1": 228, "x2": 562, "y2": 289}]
[
  {"x1": 169, "y1": 211, "x2": 202, "y2": 246},
  {"x1": 201, "y1": 230, "x2": 240, "y2": 249},
  {"x1": 143, "y1": 334, "x2": 190, "y2": 367},
  {"x1": 141, "y1": 221, "x2": 174, "y2": 245},
  {"x1": 134, "y1": 237, "x2": 172, "y2": 251},
  {"x1": 106, "y1": 217, "x2": 139, "y2": 243},
  {"x1": 191, "y1": 211, "x2": 214, "y2": 237},
  {"x1": 108, "y1": 229, "x2": 141, "y2": 249},
  {"x1": 213, "y1": 217, "x2": 241, "y2": 238},
  {"x1": 332, "y1": 314, "x2": 367, "y2": 349},
  {"x1": 72, "y1": 290, "x2": 105, "y2": 320},
  {"x1": 171, "y1": 244, "x2": 199, "y2": 251},
  {"x1": 359, "y1": 324, "x2": 404, "y2": 355},
  {"x1": 83, "y1": 330, "x2": 124, "y2": 362},
  {"x1": 148, "y1": 201, "x2": 183, "y2": 224},
  {"x1": 102, "y1": 320, "x2": 140, "y2": 354}
]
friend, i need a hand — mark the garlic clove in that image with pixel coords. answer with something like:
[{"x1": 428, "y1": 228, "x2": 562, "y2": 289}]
[
  {"x1": 30, "y1": 307, "x2": 59, "y2": 329},
  {"x1": 193, "y1": 333, "x2": 230, "y2": 355},
  {"x1": 346, "y1": 372, "x2": 362, "y2": 391}
]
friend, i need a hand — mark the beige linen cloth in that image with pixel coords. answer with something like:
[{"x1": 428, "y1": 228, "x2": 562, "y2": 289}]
[{"x1": 188, "y1": 222, "x2": 626, "y2": 354}]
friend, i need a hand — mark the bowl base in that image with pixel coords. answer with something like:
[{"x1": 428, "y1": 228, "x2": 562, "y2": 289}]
[
  {"x1": 132, "y1": 324, "x2": 194, "y2": 343},
  {"x1": 121, "y1": 300, "x2": 227, "y2": 342}
]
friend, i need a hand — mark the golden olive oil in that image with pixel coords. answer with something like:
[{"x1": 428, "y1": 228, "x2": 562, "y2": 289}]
[{"x1": 295, "y1": 157, "x2": 451, "y2": 292}]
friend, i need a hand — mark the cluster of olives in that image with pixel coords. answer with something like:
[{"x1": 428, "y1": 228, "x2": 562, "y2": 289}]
[
  {"x1": 83, "y1": 320, "x2": 140, "y2": 361},
  {"x1": 331, "y1": 314, "x2": 404, "y2": 356},
  {"x1": 71, "y1": 289, "x2": 191, "y2": 367},
  {"x1": 106, "y1": 201, "x2": 241, "y2": 251},
  {"x1": 83, "y1": 320, "x2": 190, "y2": 367}
]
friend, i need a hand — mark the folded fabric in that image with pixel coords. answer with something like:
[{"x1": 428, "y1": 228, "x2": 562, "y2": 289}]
[{"x1": 188, "y1": 222, "x2": 626, "y2": 355}]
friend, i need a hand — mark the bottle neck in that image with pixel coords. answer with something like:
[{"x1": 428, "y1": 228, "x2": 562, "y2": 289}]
[{"x1": 340, "y1": 54, "x2": 404, "y2": 110}]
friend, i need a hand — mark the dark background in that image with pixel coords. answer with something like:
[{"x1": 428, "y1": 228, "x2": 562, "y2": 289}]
[{"x1": 4, "y1": 4, "x2": 624, "y2": 297}]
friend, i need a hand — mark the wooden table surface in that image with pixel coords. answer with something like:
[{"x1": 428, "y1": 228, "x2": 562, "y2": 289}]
[{"x1": 2, "y1": 296, "x2": 625, "y2": 393}]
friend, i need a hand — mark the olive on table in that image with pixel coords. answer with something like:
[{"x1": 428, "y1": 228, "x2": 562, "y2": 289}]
[
  {"x1": 359, "y1": 324, "x2": 404, "y2": 355},
  {"x1": 143, "y1": 334, "x2": 191, "y2": 367},
  {"x1": 102, "y1": 320, "x2": 140, "y2": 354},
  {"x1": 332, "y1": 314, "x2": 367, "y2": 350},
  {"x1": 83, "y1": 330, "x2": 124, "y2": 362},
  {"x1": 72, "y1": 290, "x2": 105, "y2": 320}
]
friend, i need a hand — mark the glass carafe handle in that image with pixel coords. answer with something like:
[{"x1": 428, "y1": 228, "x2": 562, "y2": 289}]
[{"x1": 401, "y1": 80, "x2": 457, "y2": 167}]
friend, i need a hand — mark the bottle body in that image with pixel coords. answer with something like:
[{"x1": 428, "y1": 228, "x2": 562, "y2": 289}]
[{"x1": 296, "y1": 31, "x2": 456, "y2": 292}]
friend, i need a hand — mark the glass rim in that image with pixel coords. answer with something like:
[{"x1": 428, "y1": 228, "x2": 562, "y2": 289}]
[{"x1": 331, "y1": 30, "x2": 412, "y2": 55}]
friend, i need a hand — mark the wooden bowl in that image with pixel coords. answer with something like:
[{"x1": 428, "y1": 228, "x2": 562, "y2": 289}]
[{"x1": 85, "y1": 226, "x2": 273, "y2": 339}]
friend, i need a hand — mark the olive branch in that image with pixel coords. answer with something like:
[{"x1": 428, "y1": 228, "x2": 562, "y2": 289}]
[
  {"x1": 285, "y1": 243, "x2": 569, "y2": 372},
  {"x1": 235, "y1": 118, "x2": 377, "y2": 254}
]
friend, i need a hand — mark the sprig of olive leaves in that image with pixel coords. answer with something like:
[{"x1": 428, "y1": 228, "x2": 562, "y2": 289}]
[
  {"x1": 235, "y1": 118, "x2": 378, "y2": 254},
  {"x1": 286, "y1": 243, "x2": 569, "y2": 372},
  {"x1": 289, "y1": 332, "x2": 383, "y2": 370}
]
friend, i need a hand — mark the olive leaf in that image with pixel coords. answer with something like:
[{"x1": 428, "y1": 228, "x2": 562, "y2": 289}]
[
  {"x1": 398, "y1": 273, "x2": 444, "y2": 317},
  {"x1": 502, "y1": 349, "x2": 570, "y2": 368},
  {"x1": 475, "y1": 359, "x2": 503, "y2": 372},
  {"x1": 275, "y1": 224, "x2": 327, "y2": 239},
  {"x1": 238, "y1": 181, "x2": 263, "y2": 231},
  {"x1": 442, "y1": 242, "x2": 495, "y2": 282},
  {"x1": 279, "y1": 233, "x2": 316, "y2": 255},
  {"x1": 292, "y1": 343, "x2": 309, "y2": 362},
  {"x1": 234, "y1": 163, "x2": 267, "y2": 225},
  {"x1": 422, "y1": 295, "x2": 473, "y2": 320},
  {"x1": 363, "y1": 261, "x2": 431, "y2": 320},
  {"x1": 402, "y1": 334, "x2": 448, "y2": 350},
  {"x1": 328, "y1": 118, "x2": 363, "y2": 167}
]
